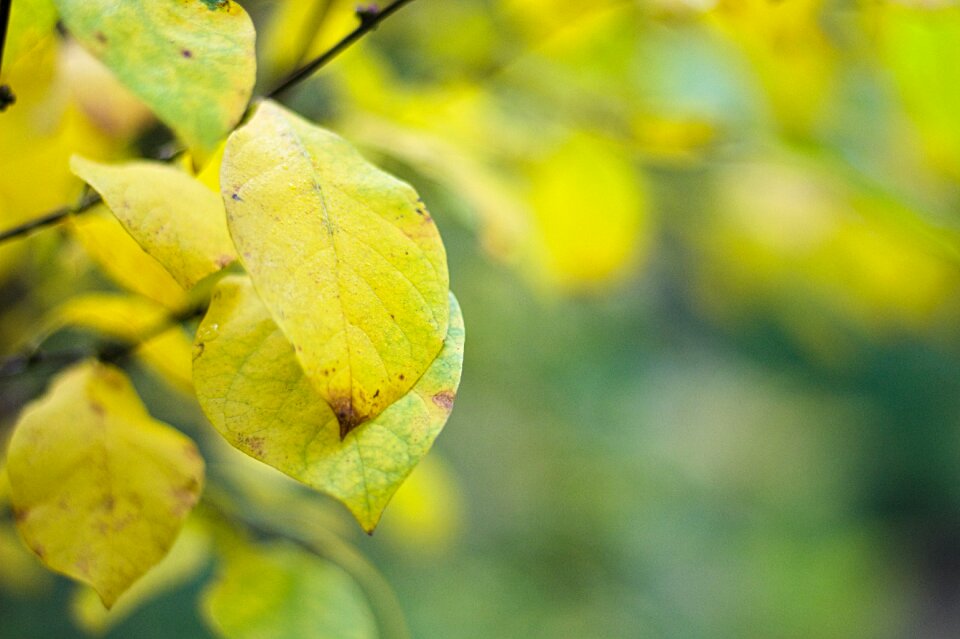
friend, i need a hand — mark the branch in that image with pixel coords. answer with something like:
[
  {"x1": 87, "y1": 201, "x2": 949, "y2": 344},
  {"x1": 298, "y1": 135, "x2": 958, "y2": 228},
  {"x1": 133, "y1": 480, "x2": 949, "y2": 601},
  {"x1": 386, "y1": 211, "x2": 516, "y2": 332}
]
[
  {"x1": 0, "y1": 302, "x2": 207, "y2": 378},
  {"x1": 0, "y1": 0, "x2": 15, "y2": 110},
  {"x1": 266, "y1": 0, "x2": 417, "y2": 99},
  {"x1": 0, "y1": 192, "x2": 100, "y2": 244}
]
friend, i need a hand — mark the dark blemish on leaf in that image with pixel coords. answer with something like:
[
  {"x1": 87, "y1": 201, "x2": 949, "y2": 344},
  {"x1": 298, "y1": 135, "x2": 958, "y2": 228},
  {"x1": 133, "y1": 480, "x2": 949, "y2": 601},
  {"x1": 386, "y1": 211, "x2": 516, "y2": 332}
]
[
  {"x1": 95, "y1": 31, "x2": 107, "y2": 44},
  {"x1": 237, "y1": 434, "x2": 265, "y2": 456},
  {"x1": 33, "y1": 544, "x2": 46, "y2": 559},
  {"x1": 12, "y1": 507, "x2": 27, "y2": 523},
  {"x1": 193, "y1": 342, "x2": 205, "y2": 359},
  {"x1": 171, "y1": 482, "x2": 199, "y2": 517},
  {"x1": 332, "y1": 397, "x2": 365, "y2": 440},
  {"x1": 215, "y1": 254, "x2": 233, "y2": 268},
  {"x1": 200, "y1": 0, "x2": 229, "y2": 10},
  {"x1": 181, "y1": 49, "x2": 193, "y2": 59},
  {"x1": 0, "y1": 85, "x2": 15, "y2": 111},
  {"x1": 101, "y1": 496, "x2": 115, "y2": 512},
  {"x1": 432, "y1": 390, "x2": 456, "y2": 411},
  {"x1": 231, "y1": 192, "x2": 243, "y2": 202},
  {"x1": 373, "y1": 389, "x2": 380, "y2": 398},
  {"x1": 90, "y1": 401, "x2": 105, "y2": 416},
  {"x1": 398, "y1": 374, "x2": 405, "y2": 381}
]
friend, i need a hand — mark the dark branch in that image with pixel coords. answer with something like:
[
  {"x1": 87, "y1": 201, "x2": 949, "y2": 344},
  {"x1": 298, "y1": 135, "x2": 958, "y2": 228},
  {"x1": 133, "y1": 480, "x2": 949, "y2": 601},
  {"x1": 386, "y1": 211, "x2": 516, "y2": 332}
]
[
  {"x1": 0, "y1": 192, "x2": 101, "y2": 244},
  {"x1": 266, "y1": 0, "x2": 417, "y2": 99},
  {"x1": 0, "y1": 302, "x2": 207, "y2": 378},
  {"x1": 0, "y1": 0, "x2": 14, "y2": 110}
]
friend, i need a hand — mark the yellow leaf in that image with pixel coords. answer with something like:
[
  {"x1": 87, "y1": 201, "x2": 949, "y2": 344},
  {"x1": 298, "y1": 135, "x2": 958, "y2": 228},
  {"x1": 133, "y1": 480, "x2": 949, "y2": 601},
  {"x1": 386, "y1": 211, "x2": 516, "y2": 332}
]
[
  {"x1": 193, "y1": 276, "x2": 464, "y2": 532},
  {"x1": 527, "y1": 132, "x2": 648, "y2": 289},
  {"x1": 70, "y1": 204, "x2": 189, "y2": 310},
  {"x1": 2, "y1": 0, "x2": 58, "y2": 71},
  {"x1": 380, "y1": 454, "x2": 463, "y2": 551},
  {"x1": 71, "y1": 156, "x2": 236, "y2": 289},
  {"x1": 5, "y1": 361, "x2": 204, "y2": 608},
  {"x1": 221, "y1": 100, "x2": 450, "y2": 436},
  {"x1": 70, "y1": 521, "x2": 209, "y2": 634},
  {"x1": 38, "y1": 294, "x2": 194, "y2": 394},
  {"x1": 53, "y1": 0, "x2": 257, "y2": 158}
]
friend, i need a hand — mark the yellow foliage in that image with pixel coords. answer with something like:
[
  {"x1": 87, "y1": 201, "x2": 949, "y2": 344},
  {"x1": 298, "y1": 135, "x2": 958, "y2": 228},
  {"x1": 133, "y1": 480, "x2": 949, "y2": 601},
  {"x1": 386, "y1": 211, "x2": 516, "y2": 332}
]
[{"x1": 6, "y1": 362, "x2": 204, "y2": 607}]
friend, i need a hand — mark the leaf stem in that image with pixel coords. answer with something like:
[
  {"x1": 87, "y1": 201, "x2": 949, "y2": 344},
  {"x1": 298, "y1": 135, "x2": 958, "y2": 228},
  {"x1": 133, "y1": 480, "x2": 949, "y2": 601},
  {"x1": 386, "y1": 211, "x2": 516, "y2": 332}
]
[{"x1": 266, "y1": 0, "x2": 418, "y2": 100}]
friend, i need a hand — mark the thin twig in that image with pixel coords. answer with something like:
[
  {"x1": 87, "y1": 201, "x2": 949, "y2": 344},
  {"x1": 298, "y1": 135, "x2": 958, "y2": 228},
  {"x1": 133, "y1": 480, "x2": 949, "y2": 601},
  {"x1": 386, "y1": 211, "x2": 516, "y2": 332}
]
[
  {"x1": 0, "y1": 0, "x2": 15, "y2": 110},
  {"x1": 266, "y1": 0, "x2": 418, "y2": 99},
  {"x1": 0, "y1": 192, "x2": 100, "y2": 244},
  {"x1": 0, "y1": 302, "x2": 207, "y2": 378}
]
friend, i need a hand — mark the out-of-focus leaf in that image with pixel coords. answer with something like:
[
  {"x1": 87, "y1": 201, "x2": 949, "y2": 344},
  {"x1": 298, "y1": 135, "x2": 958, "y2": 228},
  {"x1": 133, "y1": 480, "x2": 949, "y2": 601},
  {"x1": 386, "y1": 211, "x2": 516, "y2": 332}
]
[
  {"x1": 70, "y1": 204, "x2": 189, "y2": 311},
  {"x1": 71, "y1": 156, "x2": 235, "y2": 288},
  {"x1": 2, "y1": 0, "x2": 58, "y2": 70},
  {"x1": 0, "y1": 524, "x2": 54, "y2": 596},
  {"x1": 193, "y1": 276, "x2": 464, "y2": 532},
  {"x1": 202, "y1": 540, "x2": 377, "y2": 639},
  {"x1": 379, "y1": 454, "x2": 463, "y2": 551},
  {"x1": 261, "y1": 0, "x2": 358, "y2": 80},
  {"x1": 53, "y1": 0, "x2": 256, "y2": 157},
  {"x1": 527, "y1": 132, "x2": 648, "y2": 289},
  {"x1": 38, "y1": 294, "x2": 194, "y2": 394},
  {"x1": 61, "y1": 39, "x2": 155, "y2": 140},
  {"x1": 70, "y1": 521, "x2": 210, "y2": 634},
  {"x1": 6, "y1": 361, "x2": 204, "y2": 607},
  {"x1": 221, "y1": 100, "x2": 449, "y2": 434}
]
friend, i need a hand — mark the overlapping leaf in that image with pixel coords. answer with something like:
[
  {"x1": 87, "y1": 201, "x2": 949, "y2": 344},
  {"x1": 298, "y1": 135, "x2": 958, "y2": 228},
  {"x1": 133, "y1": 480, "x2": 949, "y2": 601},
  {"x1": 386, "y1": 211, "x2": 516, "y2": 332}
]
[
  {"x1": 5, "y1": 361, "x2": 204, "y2": 607},
  {"x1": 193, "y1": 276, "x2": 464, "y2": 532},
  {"x1": 53, "y1": 0, "x2": 256, "y2": 157},
  {"x1": 71, "y1": 156, "x2": 236, "y2": 288},
  {"x1": 221, "y1": 100, "x2": 450, "y2": 437}
]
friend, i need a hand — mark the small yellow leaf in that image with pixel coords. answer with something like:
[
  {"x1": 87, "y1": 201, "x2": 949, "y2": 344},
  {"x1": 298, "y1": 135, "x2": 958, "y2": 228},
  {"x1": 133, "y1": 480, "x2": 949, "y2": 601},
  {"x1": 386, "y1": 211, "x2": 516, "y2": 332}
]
[
  {"x1": 53, "y1": 0, "x2": 257, "y2": 157},
  {"x1": 193, "y1": 276, "x2": 464, "y2": 532},
  {"x1": 71, "y1": 156, "x2": 236, "y2": 289},
  {"x1": 527, "y1": 132, "x2": 648, "y2": 289},
  {"x1": 70, "y1": 204, "x2": 189, "y2": 310},
  {"x1": 6, "y1": 361, "x2": 204, "y2": 608},
  {"x1": 221, "y1": 100, "x2": 450, "y2": 435},
  {"x1": 38, "y1": 294, "x2": 194, "y2": 394}
]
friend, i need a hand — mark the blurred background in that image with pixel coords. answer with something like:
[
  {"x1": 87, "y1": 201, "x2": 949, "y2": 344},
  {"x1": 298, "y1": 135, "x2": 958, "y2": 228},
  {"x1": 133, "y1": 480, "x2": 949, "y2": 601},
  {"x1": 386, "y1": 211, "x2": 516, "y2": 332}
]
[{"x1": 5, "y1": 0, "x2": 960, "y2": 637}]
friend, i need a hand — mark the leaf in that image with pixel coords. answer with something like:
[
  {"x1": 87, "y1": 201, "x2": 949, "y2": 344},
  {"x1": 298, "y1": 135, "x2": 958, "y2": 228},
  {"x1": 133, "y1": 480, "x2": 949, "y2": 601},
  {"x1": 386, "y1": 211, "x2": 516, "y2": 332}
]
[
  {"x1": 69, "y1": 204, "x2": 189, "y2": 311},
  {"x1": 221, "y1": 100, "x2": 450, "y2": 436},
  {"x1": 5, "y1": 361, "x2": 204, "y2": 608},
  {"x1": 193, "y1": 276, "x2": 464, "y2": 532},
  {"x1": 71, "y1": 156, "x2": 236, "y2": 288},
  {"x1": 70, "y1": 521, "x2": 210, "y2": 634},
  {"x1": 53, "y1": 0, "x2": 256, "y2": 157},
  {"x1": 202, "y1": 540, "x2": 377, "y2": 639},
  {"x1": 527, "y1": 132, "x2": 648, "y2": 289},
  {"x1": 39, "y1": 294, "x2": 194, "y2": 394},
  {"x1": 3, "y1": 0, "x2": 58, "y2": 71}
]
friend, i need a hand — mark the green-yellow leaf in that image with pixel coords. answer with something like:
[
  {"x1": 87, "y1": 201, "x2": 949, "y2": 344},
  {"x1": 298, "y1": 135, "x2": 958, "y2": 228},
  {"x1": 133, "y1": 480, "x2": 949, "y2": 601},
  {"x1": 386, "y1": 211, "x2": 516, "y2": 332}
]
[
  {"x1": 71, "y1": 156, "x2": 236, "y2": 289},
  {"x1": 5, "y1": 361, "x2": 204, "y2": 608},
  {"x1": 193, "y1": 276, "x2": 464, "y2": 532},
  {"x1": 221, "y1": 100, "x2": 450, "y2": 436},
  {"x1": 202, "y1": 540, "x2": 377, "y2": 639},
  {"x1": 53, "y1": 0, "x2": 256, "y2": 157}
]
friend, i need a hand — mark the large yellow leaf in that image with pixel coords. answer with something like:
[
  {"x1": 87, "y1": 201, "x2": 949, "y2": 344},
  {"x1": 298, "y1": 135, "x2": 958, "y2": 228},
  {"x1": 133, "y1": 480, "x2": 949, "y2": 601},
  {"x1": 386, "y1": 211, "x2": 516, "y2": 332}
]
[
  {"x1": 5, "y1": 361, "x2": 204, "y2": 608},
  {"x1": 193, "y1": 276, "x2": 464, "y2": 532},
  {"x1": 53, "y1": 0, "x2": 256, "y2": 157},
  {"x1": 71, "y1": 156, "x2": 236, "y2": 289},
  {"x1": 221, "y1": 100, "x2": 450, "y2": 436}
]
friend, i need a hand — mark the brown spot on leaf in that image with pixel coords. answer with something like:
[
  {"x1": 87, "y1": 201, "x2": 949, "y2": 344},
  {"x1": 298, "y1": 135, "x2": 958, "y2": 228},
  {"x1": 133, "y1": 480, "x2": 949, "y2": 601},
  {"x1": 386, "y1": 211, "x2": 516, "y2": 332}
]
[
  {"x1": 215, "y1": 254, "x2": 233, "y2": 268},
  {"x1": 398, "y1": 374, "x2": 405, "y2": 381},
  {"x1": 33, "y1": 544, "x2": 46, "y2": 559},
  {"x1": 373, "y1": 389, "x2": 380, "y2": 398},
  {"x1": 95, "y1": 31, "x2": 107, "y2": 44},
  {"x1": 432, "y1": 390, "x2": 456, "y2": 411},
  {"x1": 90, "y1": 401, "x2": 105, "y2": 416},
  {"x1": 181, "y1": 49, "x2": 193, "y2": 59},
  {"x1": 193, "y1": 342, "x2": 205, "y2": 359},
  {"x1": 331, "y1": 397, "x2": 366, "y2": 440},
  {"x1": 237, "y1": 434, "x2": 265, "y2": 456},
  {"x1": 101, "y1": 496, "x2": 115, "y2": 512},
  {"x1": 12, "y1": 507, "x2": 27, "y2": 523},
  {"x1": 232, "y1": 192, "x2": 243, "y2": 201}
]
